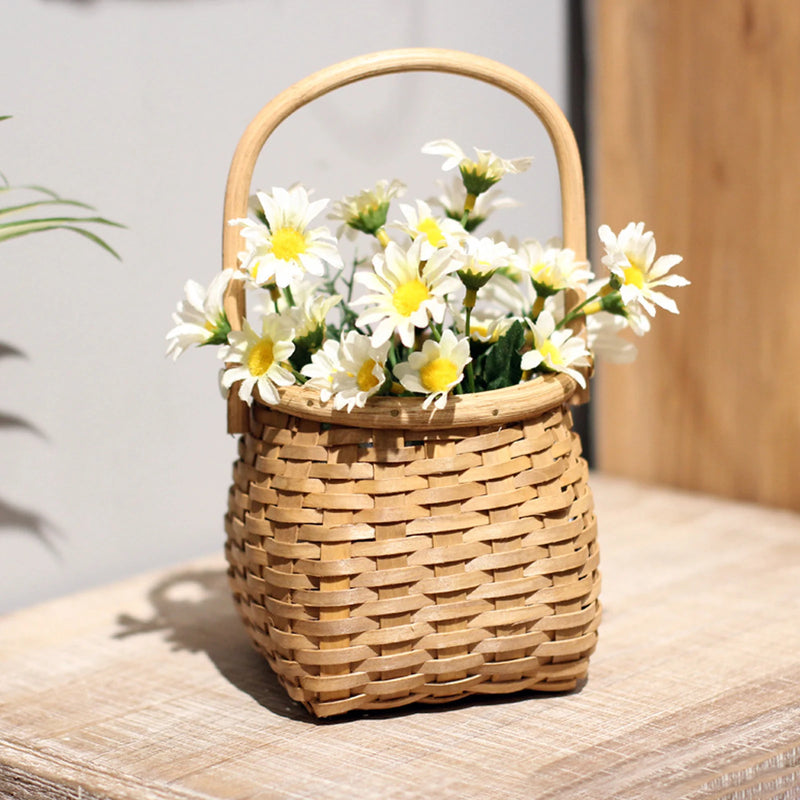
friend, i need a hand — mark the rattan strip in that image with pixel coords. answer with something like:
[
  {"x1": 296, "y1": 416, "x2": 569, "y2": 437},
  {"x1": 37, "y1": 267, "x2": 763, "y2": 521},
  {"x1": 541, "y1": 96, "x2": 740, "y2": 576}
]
[{"x1": 225, "y1": 400, "x2": 599, "y2": 717}]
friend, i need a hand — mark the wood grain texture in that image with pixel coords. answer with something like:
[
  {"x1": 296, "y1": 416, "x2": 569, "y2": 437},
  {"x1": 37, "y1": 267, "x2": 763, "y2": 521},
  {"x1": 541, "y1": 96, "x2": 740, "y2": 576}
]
[
  {"x1": 2, "y1": 475, "x2": 800, "y2": 798},
  {"x1": 592, "y1": 0, "x2": 800, "y2": 510}
]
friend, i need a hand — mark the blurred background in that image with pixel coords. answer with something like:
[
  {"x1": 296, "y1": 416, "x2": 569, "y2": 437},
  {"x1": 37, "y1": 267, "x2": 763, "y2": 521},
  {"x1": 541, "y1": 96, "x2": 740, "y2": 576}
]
[
  {"x1": 1, "y1": 0, "x2": 570, "y2": 613},
  {"x1": 2, "y1": 0, "x2": 798, "y2": 615}
]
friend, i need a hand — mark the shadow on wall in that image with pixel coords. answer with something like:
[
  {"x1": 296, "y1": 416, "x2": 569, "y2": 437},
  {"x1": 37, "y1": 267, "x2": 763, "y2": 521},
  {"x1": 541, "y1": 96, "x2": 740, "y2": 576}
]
[{"x1": 0, "y1": 343, "x2": 61, "y2": 551}]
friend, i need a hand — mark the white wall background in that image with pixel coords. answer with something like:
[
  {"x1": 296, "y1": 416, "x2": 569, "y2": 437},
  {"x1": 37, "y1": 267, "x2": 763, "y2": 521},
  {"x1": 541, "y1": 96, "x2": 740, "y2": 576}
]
[{"x1": 1, "y1": 0, "x2": 568, "y2": 614}]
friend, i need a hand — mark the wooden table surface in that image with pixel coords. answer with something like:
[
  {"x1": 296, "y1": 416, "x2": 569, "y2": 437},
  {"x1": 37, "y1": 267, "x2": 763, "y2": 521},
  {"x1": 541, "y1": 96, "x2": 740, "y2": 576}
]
[{"x1": 2, "y1": 474, "x2": 799, "y2": 800}]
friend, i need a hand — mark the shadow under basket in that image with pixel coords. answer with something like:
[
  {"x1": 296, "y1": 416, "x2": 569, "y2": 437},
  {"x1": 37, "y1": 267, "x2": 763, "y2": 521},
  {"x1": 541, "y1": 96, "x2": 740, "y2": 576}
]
[{"x1": 224, "y1": 375, "x2": 601, "y2": 718}]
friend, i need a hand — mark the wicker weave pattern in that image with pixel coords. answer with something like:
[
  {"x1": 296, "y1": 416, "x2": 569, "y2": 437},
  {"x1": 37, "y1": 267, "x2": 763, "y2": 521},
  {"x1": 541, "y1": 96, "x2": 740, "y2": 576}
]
[{"x1": 225, "y1": 401, "x2": 600, "y2": 718}]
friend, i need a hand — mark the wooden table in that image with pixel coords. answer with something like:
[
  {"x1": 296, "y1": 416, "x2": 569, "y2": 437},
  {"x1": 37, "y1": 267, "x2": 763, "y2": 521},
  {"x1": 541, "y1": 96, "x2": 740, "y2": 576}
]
[{"x1": 2, "y1": 475, "x2": 799, "y2": 799}]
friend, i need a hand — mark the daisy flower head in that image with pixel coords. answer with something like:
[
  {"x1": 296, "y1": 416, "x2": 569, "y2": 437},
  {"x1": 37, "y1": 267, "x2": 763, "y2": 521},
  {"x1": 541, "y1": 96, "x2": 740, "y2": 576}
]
[
  {"x1": 451, "y1": 306, "x2": 516, "y2": 343},
  {"x1": 331, "y1": 332, "x2": 390, "y2": 412},
  {"x1": 353, "y1": 238, "x2": 461, "y2": 348},
  {"x1": 300, "y1": 338, "x2": 342, "y2": 404},
  {"x1": 431, "y1": 176, "x2": 520, "y2": 231},
  {"x1": 394, "y1": 329, "x2": 472, "y2": 410},
  {"x1": 598, "y1": 222, "x2": 689, "y2": 317},
  {"x1": 422, "y1": 139, "x2": 532, "y2": 197},
  {"x1": 230, "y1": 185, "x2": 343, "y2": 289},
  {"x1": 478, "y1": 270, "x2": 529, "y2": 319},
  {"x1": 329, "y1": 178, "x2": 405, "y2": 241},
  {"x1": 586, "y1": 312, "x2": 638, "y2": 364},
  {"x1": 455, "y1": 235, "x2": 515, "y2": 294},
  {"x1": 516, "y1": 238, "x2": 594, "y2": 297},
  {"x1": 277, "y1": 281, "x2": 342, "y2": 343},
  {"x1": 220, "y1": 313, "x2": 296, "y2": 406},
  {"x1": 581, "y1": 276, "x2": 651, "y2": 337},
  {"x1": 166, "y1": 269, "x2": 241, "y2": 360},
  {"x1": 393, "y1": 199, "x2": 467, "y2": 259},
  {"x1": 520, "y1": 307, "x2": 592, "y2": 388}
]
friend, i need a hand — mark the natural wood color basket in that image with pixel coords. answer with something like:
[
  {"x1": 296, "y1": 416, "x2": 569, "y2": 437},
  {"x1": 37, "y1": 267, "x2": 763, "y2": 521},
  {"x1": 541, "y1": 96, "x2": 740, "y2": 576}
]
[{"x1": 222, "y1": 48, "x2": 600, "y2": 718}]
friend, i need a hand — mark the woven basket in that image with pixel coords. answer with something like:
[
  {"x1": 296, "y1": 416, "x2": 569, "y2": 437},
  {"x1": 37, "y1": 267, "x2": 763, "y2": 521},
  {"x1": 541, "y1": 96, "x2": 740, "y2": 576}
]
[{"x1": 221, "y1": 49, "x2": 600, "y2": 718}]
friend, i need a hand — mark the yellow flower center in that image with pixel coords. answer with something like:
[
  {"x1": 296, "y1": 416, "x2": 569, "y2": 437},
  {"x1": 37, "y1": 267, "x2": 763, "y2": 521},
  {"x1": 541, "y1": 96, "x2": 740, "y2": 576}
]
[
  {"x1": 271, "y1": 227, "x2": 307, "y2": 262},
  {"x1": 392, "y1": 279, "x2": 430, "y2": 317},
  {"x1": 356, "y1": 358, "x2": 381, "y2": 392},
  {"x1": 532, "y1": 263, "x2": 555, "y2": 287},
  {"x1": 623, "y1": 261, "x2": 645, "y2": 289},
  {"x1": 417, "y1": 217, "x2": 445, "y2": 248},
  {"x1": 419, "y1": 357, "x2": 459, "y2": 393},
  {"x1": 247, "y1": 338, "x2": 275, "y2": 377},
  {"x1": 539, "y1": 339, "x2": 564, "y2": 366}
]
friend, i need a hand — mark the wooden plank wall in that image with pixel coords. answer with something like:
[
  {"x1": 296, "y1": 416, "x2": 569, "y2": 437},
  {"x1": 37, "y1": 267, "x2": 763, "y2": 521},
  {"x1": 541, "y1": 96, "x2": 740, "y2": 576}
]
[{"x1": 591, "y1": 0, "x2": 800, "y2": 510}]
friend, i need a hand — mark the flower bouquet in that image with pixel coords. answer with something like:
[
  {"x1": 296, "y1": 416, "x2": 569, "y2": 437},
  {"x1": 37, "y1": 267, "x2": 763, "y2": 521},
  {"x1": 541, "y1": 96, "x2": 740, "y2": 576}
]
[
  {"x1": 167, "y1": 140, "x2": 687, "y2": 410},
  {"x1": 167, "y1": 49, "x2": 687, "y2": 718}
]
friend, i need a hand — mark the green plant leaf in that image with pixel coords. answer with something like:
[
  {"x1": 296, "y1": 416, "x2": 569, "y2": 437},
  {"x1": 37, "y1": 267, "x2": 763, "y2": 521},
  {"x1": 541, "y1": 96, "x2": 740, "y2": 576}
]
[
  {"x1": 0, "y1": 197, "x2": 96, "y2": 218},
  {"x1": 0, "y1": 214, "x2": 124, "y2": 231},
  {"x1": 0, "y1": 219, "x2": 123, "y2": 259},
  {"x1": 479, "y1": 320, "x2": 525, "y2": 392}
]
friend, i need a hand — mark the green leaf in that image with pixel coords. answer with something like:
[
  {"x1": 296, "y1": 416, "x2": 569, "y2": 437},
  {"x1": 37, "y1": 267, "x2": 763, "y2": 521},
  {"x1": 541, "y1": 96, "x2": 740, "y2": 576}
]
[
  {"x1": 479, "y1": 320, "x2": 525, "y2": 392},
  {"x1": 0, "y1": 214, "x2": 124, "y2": 230},
  {"x1": 0, "y1": 197, "x2": 96, "y2": 218},
  {"x1": 0, "y1": 220, "x2": 122, "y2": 259}
]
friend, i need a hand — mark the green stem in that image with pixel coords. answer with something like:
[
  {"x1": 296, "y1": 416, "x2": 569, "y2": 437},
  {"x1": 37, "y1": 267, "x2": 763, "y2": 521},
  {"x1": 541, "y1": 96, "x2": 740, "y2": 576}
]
[
  {"x1": 346, "y1": 264, "x2": 357, "y2": 306},
  {"x1": 460, "y1": 192, "x2": 477, "y2": 228},
  {"x1": 283, "y1": 285, "x2": 296, "y2": 308},
  {"x1": 464, "y1": 306, "x2": 476, "y2": 394},
  {"x1": 388, "y1": 340, "x2": 399, "y2": 369},
  {"x1": 555, "y1": 291, "x2": 601, "y2": 330}
]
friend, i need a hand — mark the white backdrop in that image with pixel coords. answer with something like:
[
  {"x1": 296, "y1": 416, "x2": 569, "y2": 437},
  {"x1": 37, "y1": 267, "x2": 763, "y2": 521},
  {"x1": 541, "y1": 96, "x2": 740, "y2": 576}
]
[{"x1": 1, "y1": 0, "x2": 568, "y2": 613}]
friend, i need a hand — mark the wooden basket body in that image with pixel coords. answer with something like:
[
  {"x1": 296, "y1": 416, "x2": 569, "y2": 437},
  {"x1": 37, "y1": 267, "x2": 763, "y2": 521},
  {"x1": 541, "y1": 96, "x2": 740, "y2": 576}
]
[{"x1": 225, "y1": 386, "x2": 600, "y2": 718}]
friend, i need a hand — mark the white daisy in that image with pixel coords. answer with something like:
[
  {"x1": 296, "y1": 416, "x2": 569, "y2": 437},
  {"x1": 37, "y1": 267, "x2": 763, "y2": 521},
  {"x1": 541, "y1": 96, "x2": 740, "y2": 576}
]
[
  {"x1": 230, "y1": 185, "x2": 343, "y2": 288},
  {"x1": 451, "y1": 307, "x2": 516, "y2": 343},
  {"x1": 478, "y1": 271, "x2": 529, "y2": 319},
  {"x1": 277, "y1": 281, "x2": 342, "y2": 340},
  {"x1": 583, "y1": 276, "x2": 652, "y2": 336},
  {"x1": 329, "y1": 178, "x2": 405, "y2": 241},
  {"x1": 301, "y1": 338, "x2": 342, "y2": 404},
  {"x1": 353, "y1": 238, "x2": 461, "y2": 348},
  {"x1": 586, "y1": 312, "x2": 638, "y2": 364},
  {"x1": 598, "y1": 222, "x2": 689, "y2": 316},
  {"x1": 393, "y1": 199, "x2": 467, "y2": 259},
  {"x1": 422, "y1": 138, "x2": 532, "y2": 196},
  {"x1": 166, "y1": 269, "x2": 240, "y2": 360},
  {"x1": 220, "y1": 314, "x2": 296, "y2": 406},
  {"x1": 394, "y1": 330, "x2": 472, "y2": 410},
  {"x1": 516, "y1": 238, "x2": 594, "y2": 297},
  {"x1": 520, "y1": 308, "x2": 592, "y2": 388},
  {"x1": 331, "y1": 331, "x2": 390, "y2": 411},
  {"x1": 431, "y1": 176, "x2": 519, "y2": 230},
  {"x1": 455, "y1": 235, "x2": 515, "y2": 292}
]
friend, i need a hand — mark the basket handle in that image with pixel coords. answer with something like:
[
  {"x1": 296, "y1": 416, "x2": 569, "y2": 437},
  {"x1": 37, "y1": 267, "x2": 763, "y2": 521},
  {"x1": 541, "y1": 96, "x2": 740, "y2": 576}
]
[{"x1": 222, "y1": 48, "x2": 586, "y2": 433}]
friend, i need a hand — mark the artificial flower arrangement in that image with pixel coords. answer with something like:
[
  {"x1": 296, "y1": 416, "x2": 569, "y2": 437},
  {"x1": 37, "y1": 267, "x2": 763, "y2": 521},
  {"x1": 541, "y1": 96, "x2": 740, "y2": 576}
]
[{"x1": 167, "y1": 138, "x2": 688, "y2": 410}]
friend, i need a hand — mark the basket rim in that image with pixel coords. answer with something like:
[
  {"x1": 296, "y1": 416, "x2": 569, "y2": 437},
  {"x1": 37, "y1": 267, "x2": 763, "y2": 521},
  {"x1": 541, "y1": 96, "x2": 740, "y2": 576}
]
[{"x1": 252, "y1": 372, "x2": 577, "y2": 430}]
